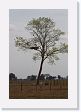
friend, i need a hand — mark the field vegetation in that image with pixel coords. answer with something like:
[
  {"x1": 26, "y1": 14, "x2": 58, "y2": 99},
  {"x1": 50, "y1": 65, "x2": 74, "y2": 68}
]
[{"x1": 9, "y1": 79, "x2": 68, "y2": 99}]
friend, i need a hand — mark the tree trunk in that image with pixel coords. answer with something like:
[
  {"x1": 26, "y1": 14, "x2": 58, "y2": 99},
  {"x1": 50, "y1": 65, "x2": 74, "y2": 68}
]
[{"x1": 36, "y1": 58, "x2": 44, "y2": 85}]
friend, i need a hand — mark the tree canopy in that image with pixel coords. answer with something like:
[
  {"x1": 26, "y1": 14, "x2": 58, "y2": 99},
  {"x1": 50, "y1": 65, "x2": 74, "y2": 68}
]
[{"x1": 15, "y1": 17, "x2": 68, "y2": 64}]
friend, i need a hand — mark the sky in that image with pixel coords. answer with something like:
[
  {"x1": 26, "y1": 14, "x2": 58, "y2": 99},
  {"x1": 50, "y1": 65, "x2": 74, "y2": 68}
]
[{"x1": 9, "y1": 9, "x2": 68, "y2": 79}]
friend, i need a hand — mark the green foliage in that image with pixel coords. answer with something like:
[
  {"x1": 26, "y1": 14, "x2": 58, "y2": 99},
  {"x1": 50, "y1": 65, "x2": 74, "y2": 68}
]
[
  {"x1": 15, "y1": 37, "x2": 31, "y2": 50},
  {"x1": 32, "y1": 52, "x2": 41, "y2": 61},
  {"x1": 59, "y1": 43, "x2": 68, "y2": 53}
]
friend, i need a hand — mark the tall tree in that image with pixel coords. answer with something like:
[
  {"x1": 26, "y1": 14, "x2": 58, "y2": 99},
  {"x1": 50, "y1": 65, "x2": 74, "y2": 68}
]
[{"x1": 15, "y1": 17, "x2": 68, "y2": 85}]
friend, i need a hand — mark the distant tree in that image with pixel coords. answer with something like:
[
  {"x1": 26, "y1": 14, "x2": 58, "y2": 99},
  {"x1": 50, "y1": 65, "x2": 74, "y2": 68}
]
[
  {"x1": 31, "y1": 75, "x2": 37, "y2": 80},
  {"x1": 27, "y1": 76, "x2": 31, "y2": 80},
  {"x1": 9, "y1": 73, "x2": 17, "y2": 80},
  {"x1": 46, "y1": 76, "x2": 53, "y2": 80},
  {"x1": 52, "y1": 76, "x2": 57, "y2": 80},
  {"x1": 15, "y1": 17, "x2": 68, "y2": 85},
  {"x1": 27, "y1": 75, "x2": 37, "y2": 81},
  {"x1": 58, "y1": 75, "x2": 61, "y2": 80},
  {"x1": 44, "y1": 74, "x2": 50, "y2": 79}
]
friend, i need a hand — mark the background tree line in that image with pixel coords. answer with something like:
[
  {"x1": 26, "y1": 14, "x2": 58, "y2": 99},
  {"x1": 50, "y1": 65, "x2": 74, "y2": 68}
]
[{"x1": 9, "y1": 73, "x2": 68, "y2": 81}]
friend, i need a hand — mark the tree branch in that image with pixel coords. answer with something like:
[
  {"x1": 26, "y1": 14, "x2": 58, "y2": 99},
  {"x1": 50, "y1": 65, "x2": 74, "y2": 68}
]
[{"x1": 33, "y1": 30, "x2": 43, "y2": 46}]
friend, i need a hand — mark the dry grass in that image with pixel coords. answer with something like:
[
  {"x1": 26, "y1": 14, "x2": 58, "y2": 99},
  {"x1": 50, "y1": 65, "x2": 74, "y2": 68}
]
[{"x1": 9, "y1": 79, "x2": 68, "y2": 99}]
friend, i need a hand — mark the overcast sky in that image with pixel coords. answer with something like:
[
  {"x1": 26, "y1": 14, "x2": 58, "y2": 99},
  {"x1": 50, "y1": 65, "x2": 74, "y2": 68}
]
[{"x1": 9, "y1": 9, "x2": 68, "y2": 79}]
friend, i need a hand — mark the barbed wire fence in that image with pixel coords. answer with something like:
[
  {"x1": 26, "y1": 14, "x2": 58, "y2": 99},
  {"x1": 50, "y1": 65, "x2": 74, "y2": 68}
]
[{"x1": 9, "y1": 79, "x2": 68, "y2": 99}]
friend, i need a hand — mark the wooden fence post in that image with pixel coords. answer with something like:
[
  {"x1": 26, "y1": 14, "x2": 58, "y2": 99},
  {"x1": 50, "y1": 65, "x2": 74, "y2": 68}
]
[
  {"x1": 50, "y1": 81, "x2": 51, "y2": 91},
  {"x1": 21, "y1": 79, "x2": 22, "y2": 91},
  {"x1": 36, "y1": 85, "x2": 37, "y2": 92}
]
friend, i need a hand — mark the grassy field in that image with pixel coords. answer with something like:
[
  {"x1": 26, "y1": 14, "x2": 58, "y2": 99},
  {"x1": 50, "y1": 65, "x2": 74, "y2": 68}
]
[{"x1": 9, "y1": 79, "x2": 68, "y2": 99}]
